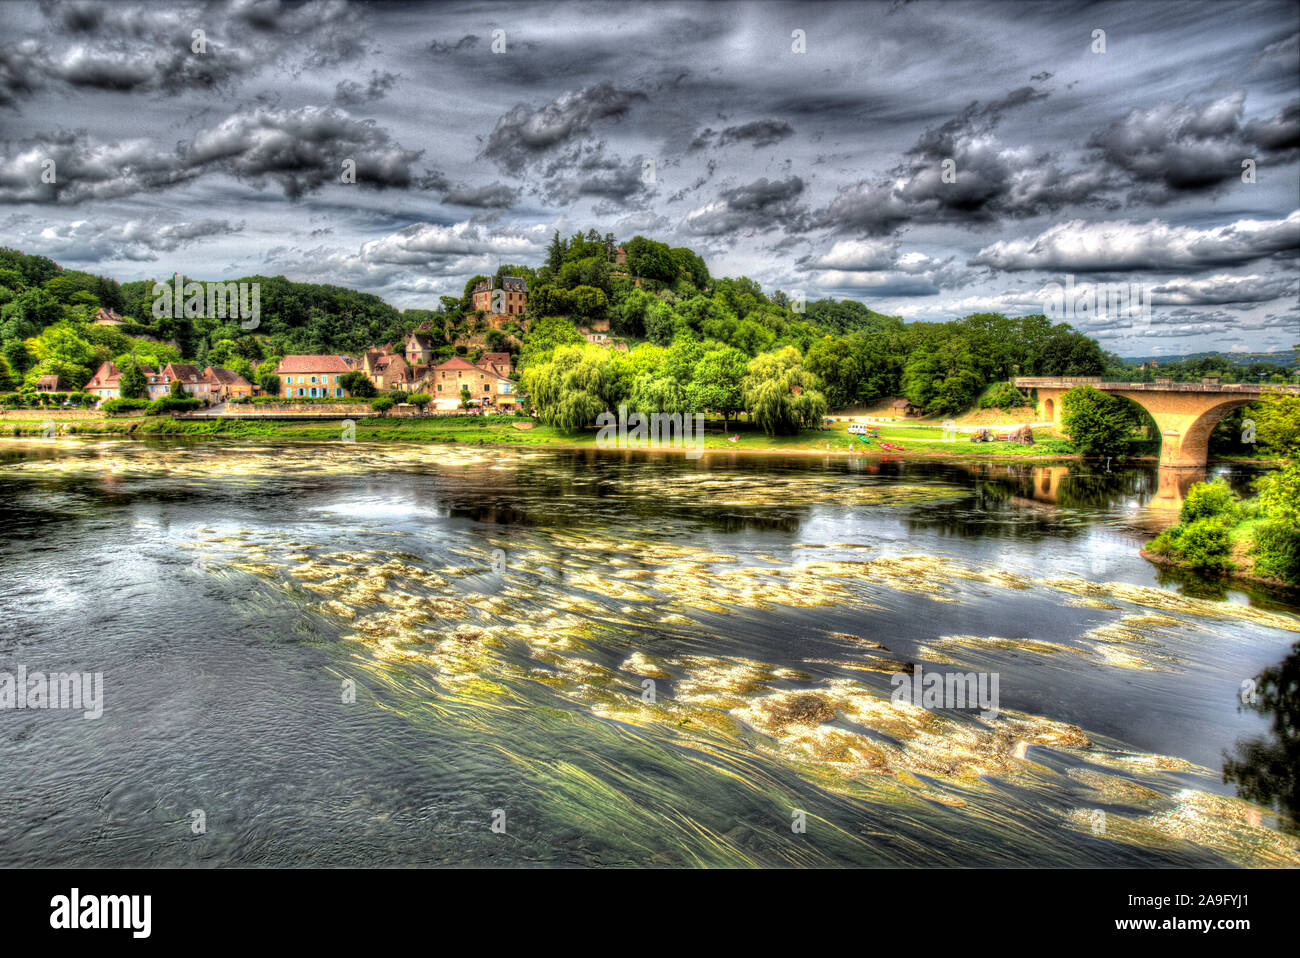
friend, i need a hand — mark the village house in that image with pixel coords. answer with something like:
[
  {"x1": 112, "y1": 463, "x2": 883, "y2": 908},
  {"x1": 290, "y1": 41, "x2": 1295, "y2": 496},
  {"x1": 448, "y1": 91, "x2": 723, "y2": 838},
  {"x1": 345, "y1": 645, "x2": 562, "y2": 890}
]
[
  {"x1": 471, "y1": 276, "x2": 528, "y2": 316},
  {"x1": 404, "y1": 331, "x2": 436, "y2": 366},
  {"x1": 203, "y1": 366, "x2": 252, "y2": 401},
  {"x1": 84, "y1": 361, "x2": 129, "y2": 401},
  {"x1": 478, "y1": 351, "x2": 513, "y2": 377},
  {"x1": 429, "y1": 357, "x2": 518, "y2": 411},
  {"x1": 156, "y1": 363, "x2": 214, "y2": 402},
  {"x1": 276, "y1": 355, "x2": 353, "y2": 398},
  {"x1": 34, "y1": 374, "x2": 66, "y2": 392}
]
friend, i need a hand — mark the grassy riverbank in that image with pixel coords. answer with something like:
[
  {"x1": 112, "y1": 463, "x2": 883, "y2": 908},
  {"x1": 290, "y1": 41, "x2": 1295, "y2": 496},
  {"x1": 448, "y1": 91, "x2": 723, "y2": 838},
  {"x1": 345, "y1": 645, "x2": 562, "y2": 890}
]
[{"x1": 0, "y1": 413, "x2": 1095, "y2": 459}]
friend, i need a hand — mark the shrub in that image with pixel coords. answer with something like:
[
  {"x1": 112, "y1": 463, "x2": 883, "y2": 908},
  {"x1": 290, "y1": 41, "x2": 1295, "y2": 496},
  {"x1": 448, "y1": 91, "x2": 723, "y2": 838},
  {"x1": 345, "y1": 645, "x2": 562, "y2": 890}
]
[
  {"x1": 370, "y1": 395, "x2": 395, "y2": 415},
  {"x1": 339, "y1": 371, "x2": 376, "y2": 398},
  {"x1": 1176, "y1": 518, "x2": 1234, "y2": 572},
  {"x1": 1179, "y1": 479, "x2": 1239, "y2": 524},
  {"x1": 101, "y1": 397, "x2": 150, "y2": 414},
  {"x1": 1250, "y1": 522, "x2": 1300, "y2": 585},
  {"x1": 1149, "y1": 517, "x2": 1235, "y2": 572},
  {"x1": 978, "y1": 382, "x2": 1031, "y2": 411},
  {"x1": 145, "y1": 395, "x2": 202, "y2": 415},
  {"x1": 1061, "y1": 385, "x2": 1133, "y2": 458}
]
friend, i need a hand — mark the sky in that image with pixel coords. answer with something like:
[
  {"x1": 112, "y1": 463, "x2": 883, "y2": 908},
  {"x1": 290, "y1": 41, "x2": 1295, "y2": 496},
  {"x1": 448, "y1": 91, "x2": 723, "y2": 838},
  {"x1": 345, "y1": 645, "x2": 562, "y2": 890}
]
[{"x1": 1, "y1": 0, "x2": 1297, "y2": 357}]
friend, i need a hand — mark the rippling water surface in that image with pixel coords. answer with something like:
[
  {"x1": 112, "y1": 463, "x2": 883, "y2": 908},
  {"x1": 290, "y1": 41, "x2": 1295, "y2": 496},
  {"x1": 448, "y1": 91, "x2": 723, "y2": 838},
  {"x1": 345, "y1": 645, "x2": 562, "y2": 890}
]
[{"x1": 1, "y1": 438, "x2": 1296, "y2": 867}]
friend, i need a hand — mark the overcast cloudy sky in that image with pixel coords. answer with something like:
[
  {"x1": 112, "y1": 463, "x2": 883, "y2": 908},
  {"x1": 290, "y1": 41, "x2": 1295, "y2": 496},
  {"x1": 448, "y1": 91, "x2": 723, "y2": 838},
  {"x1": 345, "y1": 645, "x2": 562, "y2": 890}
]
[{"x1": 2, "y1": 0, "x2": 1297, "y2": 356}]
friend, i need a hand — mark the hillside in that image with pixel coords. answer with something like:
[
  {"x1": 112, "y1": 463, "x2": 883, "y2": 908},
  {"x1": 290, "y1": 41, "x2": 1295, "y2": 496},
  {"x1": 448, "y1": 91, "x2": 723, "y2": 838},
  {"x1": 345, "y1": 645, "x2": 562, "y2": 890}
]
[{"x1": 1, "y1": 231, "x2": 1112, "y2": 421}]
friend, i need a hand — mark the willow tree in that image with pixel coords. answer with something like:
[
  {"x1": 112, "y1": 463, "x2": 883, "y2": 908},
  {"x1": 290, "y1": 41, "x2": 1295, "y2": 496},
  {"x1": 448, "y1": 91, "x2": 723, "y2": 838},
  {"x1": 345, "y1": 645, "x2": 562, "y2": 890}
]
[
  {"x1": 742, "y1": 346, "x2": 826, "y2": 436},
  {"x1": 524, "y1": 344, "x2": 617, "y2": 433}
]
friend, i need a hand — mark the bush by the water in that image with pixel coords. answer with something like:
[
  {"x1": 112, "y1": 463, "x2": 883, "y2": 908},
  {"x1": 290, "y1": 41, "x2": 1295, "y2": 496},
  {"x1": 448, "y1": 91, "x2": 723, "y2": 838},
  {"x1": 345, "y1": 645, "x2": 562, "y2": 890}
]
[
  {"x1": 1180, "y1": 478, "x2": 1239, "y2": 522},
  {"x1": 1250, "y1": 521, "x2": 1300, "y2": 585},
  {"x1": 1149, "y1": 517, "x2": 1234, "y2": 572}
]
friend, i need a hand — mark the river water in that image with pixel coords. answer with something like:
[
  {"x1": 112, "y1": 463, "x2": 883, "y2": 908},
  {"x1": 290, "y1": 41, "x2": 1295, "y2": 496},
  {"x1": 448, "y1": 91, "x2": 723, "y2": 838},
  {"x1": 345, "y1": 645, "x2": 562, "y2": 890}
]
[{"x1": 0, "y1": 438, "x2": 1296, "y2": 867}]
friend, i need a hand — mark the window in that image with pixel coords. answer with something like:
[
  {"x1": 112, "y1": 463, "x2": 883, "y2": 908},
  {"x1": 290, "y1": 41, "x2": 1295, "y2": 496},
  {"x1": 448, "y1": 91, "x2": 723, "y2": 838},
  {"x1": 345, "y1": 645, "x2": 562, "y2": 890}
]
[
  {"x1": 310, "y1": 376, "x2": 317, "y2": 384},
  {"x1": 335, "y1": 388, "x2": 343, "y2": 397},
  {"x1": 297, "y1": 388, "x2": 305, "y2": 397}
]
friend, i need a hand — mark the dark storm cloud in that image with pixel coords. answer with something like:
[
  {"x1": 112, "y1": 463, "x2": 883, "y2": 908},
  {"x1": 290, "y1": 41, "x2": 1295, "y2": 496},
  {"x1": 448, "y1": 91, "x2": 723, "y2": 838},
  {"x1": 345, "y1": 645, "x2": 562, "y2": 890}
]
[
  {"x1": 1, "y1": 0, "x2": 367, "y2": 106},
  {"x1": 1147, "y1": 272, "x2": 1298, "y2": 307},
  {"x1": 0, "y1": 106, "x2": 438, "y2": 202},
  {"x1": 690, "y1": 120, "x2": 796, "y2": 151},
  {"x1": 442, "y1": 182, "x2": 520, "y2": 208},
  {"x1": 1087, "y1": 93, "x2": 1300, "y2": 205},
  {"x1": 682, "y1": 176, "x2": 807, "y2": 235},
  {"x1": 428, "y1": 34, "x2": 480, "y2": 54},
  {"x1": 481, "y1": 82, "x2": 648, "y2": 174},
  {"x1": 334, "y1": 70, "x2": 399, "y2": 107},
  {"x1": 810, "y1": 84, "x2": 1113, "y2": 234}
]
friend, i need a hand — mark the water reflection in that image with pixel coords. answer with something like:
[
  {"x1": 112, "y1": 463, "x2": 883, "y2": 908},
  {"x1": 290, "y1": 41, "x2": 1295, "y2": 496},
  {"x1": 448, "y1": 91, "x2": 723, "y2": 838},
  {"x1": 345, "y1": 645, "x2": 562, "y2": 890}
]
[
  {"x1": 1224, "y1": 641, "x2": 1300, "y2": 834},
  {"x1": 2, "y1": 439, "x2": 1298, "y2": 867}
]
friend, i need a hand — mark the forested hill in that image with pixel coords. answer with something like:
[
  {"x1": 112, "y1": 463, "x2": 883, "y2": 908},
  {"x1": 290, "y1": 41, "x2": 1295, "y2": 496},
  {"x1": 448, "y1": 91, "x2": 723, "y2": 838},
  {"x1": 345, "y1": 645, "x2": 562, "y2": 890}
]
[{"x1": 1, "y1": 231, "x2": 1118, "y2": 415}]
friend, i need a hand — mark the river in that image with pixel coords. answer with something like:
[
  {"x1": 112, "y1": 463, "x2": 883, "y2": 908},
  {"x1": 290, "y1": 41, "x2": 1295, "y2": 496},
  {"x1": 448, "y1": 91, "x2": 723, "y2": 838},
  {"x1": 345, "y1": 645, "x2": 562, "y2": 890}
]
[{"x1": 0, "y1": 438, "x2": 1296, "y2": 867}]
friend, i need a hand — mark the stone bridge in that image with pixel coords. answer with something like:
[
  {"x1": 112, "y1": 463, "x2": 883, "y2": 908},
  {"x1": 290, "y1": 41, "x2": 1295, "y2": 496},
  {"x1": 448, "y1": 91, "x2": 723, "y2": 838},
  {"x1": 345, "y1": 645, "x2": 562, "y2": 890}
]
[{"x1": 1013, "y1": 377, "x2": 1299, "y2": 467}]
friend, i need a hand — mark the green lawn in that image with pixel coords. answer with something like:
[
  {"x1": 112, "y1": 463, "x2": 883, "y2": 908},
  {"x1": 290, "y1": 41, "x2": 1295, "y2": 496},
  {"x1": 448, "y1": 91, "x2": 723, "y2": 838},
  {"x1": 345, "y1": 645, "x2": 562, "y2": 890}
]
[{"x1": 2, "y1": 413, "x2": 1081, "y2": 458}]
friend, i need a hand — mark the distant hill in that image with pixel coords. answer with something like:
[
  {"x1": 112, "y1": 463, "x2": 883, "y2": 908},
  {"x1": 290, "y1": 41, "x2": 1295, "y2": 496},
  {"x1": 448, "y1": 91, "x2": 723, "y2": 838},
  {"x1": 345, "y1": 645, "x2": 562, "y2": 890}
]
[{"x1": 1120, "y1": 349, "x2": 1296, "y2": 369}]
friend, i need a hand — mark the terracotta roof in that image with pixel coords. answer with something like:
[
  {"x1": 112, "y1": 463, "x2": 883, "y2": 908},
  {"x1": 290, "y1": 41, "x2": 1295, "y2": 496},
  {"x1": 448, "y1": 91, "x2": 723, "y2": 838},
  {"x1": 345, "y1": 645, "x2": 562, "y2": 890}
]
[
  {"x1": 203, "y1": 366, "x2": 250, "y2": 386},
  {"x1": 480, "y1": 352, "x2": 511, "y2": 367},
  {"x1": 435, "y1": 357, "x2": 481, "y2": 371},
  {"x1": 162, "y1": 363, "x2": 203, "y2": 383},
  {"x1": 276, "y1": 355, "x2": 353, "y2": 374},
  {"x1": 87, "y1": 361, "x2": 121, "y2": 387}
]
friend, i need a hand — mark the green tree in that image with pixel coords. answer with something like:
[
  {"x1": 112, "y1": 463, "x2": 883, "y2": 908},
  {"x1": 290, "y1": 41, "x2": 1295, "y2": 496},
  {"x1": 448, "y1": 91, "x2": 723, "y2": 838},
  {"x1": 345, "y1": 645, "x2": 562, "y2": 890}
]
[
  {"x1": 686, "y1": 344, "x2": 747, "y2": 426},
  {"x1": 1061, "y1": 385, "x2": 1133, "y2": 458},
  {"x1": 524, "y1": 344, "x2": 616, "y2": 432},
  {"x1": 340, "y1": 371, "x2": 376, "y2": 398},
  {"x1": 118, "y1": 361, "x2": 147, "y2": 400},
  {"x1": 1257, "y1": 462, "x2": 1300, "y2": 528},
  {"x1": 1251, "y1": 393, "x2": 1300, "y2": 458},
  {"x1": 742, "y1": 346, "x2": 827, "y2": 436}
]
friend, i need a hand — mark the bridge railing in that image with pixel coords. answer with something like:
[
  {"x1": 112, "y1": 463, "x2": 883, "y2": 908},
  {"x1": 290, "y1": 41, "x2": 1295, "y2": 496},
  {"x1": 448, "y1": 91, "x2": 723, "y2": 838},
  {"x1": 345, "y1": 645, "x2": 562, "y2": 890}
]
[{"x1": 1014, "y1": 376, "x2": 1299, "y2": 392}]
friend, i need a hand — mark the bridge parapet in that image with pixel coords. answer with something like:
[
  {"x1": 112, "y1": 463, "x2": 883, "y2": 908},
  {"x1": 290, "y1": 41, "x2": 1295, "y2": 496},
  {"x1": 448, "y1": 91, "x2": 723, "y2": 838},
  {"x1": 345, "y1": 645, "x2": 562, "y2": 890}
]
[{"x1": 1013, "y1": 377, "x2": 1298, "y2": 394}]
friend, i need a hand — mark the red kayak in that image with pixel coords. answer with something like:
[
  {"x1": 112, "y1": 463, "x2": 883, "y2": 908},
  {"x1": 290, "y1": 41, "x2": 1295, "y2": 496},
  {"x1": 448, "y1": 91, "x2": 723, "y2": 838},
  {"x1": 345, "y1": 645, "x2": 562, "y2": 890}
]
[{"x1": 879, "y1": 442, "x2": 905, "y2": 452}]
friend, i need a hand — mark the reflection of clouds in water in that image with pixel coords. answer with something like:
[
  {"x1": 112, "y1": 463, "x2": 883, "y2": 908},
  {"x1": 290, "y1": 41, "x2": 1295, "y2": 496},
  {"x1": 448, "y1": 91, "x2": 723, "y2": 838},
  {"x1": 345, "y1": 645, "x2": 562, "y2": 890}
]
[{"x1": 307, "y1": 498, "x2": 447, "y2": 520}]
